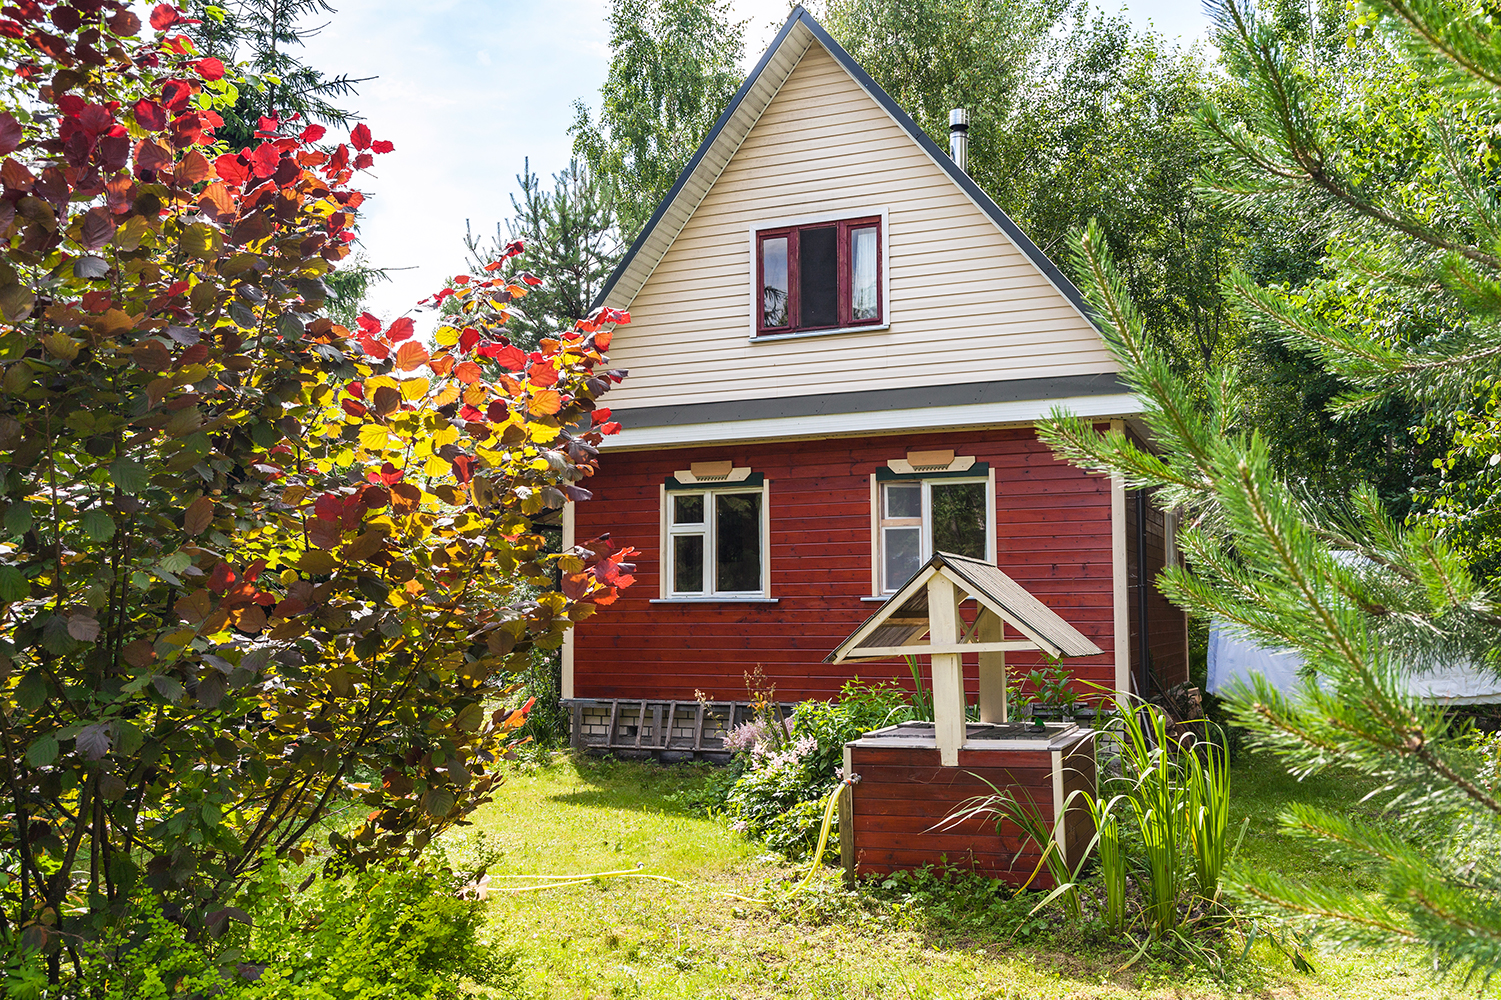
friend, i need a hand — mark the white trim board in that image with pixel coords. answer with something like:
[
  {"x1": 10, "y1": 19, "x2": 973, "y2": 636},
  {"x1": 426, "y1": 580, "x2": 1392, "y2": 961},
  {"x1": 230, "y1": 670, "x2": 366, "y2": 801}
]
[
  {"x1": 561, "y1": 501, "x2": 577, "y2": 700},
  {"x1": 602, "y1": 393, "x2": 1142, "y2": 451},
  {"x1": 1110, "y1": 418, "x2": 1131, "y2": 700}
]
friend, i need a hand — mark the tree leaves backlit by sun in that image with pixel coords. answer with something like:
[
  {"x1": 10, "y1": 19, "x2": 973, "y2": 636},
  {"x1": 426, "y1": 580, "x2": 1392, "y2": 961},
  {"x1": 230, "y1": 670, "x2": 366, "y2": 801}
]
[{"x1": 0, "y1": 0, "x2": 635, "y2": 962}]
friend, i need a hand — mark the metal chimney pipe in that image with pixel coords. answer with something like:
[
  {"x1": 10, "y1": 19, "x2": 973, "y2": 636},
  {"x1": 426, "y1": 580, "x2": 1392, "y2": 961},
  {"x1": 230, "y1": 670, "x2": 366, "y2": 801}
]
[{"x1": 949, "y1": 108, "x2": 970, "y2": 174}]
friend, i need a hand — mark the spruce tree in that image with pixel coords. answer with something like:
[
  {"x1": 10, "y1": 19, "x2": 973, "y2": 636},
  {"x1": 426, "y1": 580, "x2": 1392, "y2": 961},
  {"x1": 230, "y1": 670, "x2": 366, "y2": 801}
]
[
  {"x1": 185, "y1": 1, "x2": 368, "y2": 149},
  {"x1": 1040, "y1": 0, "x2": 1501, "y2": 980}
]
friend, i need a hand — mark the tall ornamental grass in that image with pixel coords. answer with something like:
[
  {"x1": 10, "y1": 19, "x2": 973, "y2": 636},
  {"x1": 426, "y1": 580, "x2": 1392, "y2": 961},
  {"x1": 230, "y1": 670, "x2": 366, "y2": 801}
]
[
  {"x1": 946, "y1": 699, "x2": 1235, "y2": 942},
  {"x1": 1117, "y1": 703, "x2": 1191, "y2": 935}
]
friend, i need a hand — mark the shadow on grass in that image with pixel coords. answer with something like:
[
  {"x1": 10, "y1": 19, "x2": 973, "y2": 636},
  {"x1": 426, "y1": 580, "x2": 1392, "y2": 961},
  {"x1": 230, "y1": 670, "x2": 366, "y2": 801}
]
[
  {"x1": 535, "y1": 752, "x2": 736, "y2": 820},
  {"x1": 1229, "y1": 749, "x2": 1388, "y2": 894}
]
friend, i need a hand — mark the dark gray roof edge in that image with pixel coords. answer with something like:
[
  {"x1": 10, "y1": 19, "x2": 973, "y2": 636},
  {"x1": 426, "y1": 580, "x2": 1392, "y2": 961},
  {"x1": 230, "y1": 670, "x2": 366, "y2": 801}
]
[
  {"x1": 610, "y1": 373, "x2": 1128, "y2": 429},
  {"x1": 590, "y1": 5, "x2": 1092, "y2": 320},
  {"x1": 793, "y1": 14, "x2": 1092, "y2": 318},
  {"x1": 590, "y1": 9, "x2": 808, "y2": 311}
]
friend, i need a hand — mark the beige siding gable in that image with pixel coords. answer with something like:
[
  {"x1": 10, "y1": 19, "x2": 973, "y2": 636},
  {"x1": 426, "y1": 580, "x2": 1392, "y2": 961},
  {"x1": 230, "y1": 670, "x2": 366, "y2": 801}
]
[{"x1": 605, "y1": 42, "x2": 1116, "y2": 411}]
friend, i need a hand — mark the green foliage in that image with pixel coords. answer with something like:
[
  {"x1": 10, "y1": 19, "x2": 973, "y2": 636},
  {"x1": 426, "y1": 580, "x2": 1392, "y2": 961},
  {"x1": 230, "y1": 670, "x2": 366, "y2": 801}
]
[
  {"x1": 1117, "y1": 706, "x2": 1191, "y2": 936},
  {"x1": 1019, "y1": 659, "x2": 1081, "y2": 712},
  {"x1": 863, "y1": 867, "x2": 1058, "y2": 942},
  {"x1": 185, "y1": 1, "x2": 369, "y2": 150},
  {"x1": 1088, "y1": 793, "x2": 1128, "y2": 932},
  {"x1": 1036, "y1": 0, "x2": 1501, "y2": 978},
  {"x1": 825, "y1": 1, "x2": 1251, "y2": 386},
  {"x1": 725, "y1": 680, "x2": 911, "y2": 858},
  {"x1": 954, "y1": 702, "x2": 1233, "y2": 942},
  {"x1": 902, "y1": 654, "x2": 934, "y2": 721},
  {"x1": 1417, "y1": 376, "x2": 1501, "y2": 584},
  {"x1": 795, "y1": 679, "x2": 914, "y2": 778},
  {"x1": 571, "y1": 0, "x2": 745, "y2": 242},
  {"x1": 512, "y1": 648, "x2": 570, "y2": 749},
  {"x1": 662, "y1": 755, "x2": 746, "y2": 814},
  {"x1": 2, "y1": 857, "x2": 520, "y2": 999},
  {"x1": 227, "y1": 857, "x2": 521, "y2": 998},
  {"x1": 1475, "y1": 729, "x2": 1501, "y2": 796},
  {"x1": 1186, "y1": 727, "x2": 1234, "y2": 903},
  {"x1": 457, "y1": 158, "x2": 623, "y2": 356},
  {"x1": 499, "y1": 160, "x2": 623, "y2": 347},
  {"x1": 322, "y1": 252, "x2": 393, "y2": 329}
]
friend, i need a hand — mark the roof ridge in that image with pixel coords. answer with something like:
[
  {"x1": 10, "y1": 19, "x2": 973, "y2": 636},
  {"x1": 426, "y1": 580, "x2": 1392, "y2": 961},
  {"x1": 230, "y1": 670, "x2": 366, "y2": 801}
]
[{"x1": 590, "y1": 5, "x2": 1093, "y2": 323}]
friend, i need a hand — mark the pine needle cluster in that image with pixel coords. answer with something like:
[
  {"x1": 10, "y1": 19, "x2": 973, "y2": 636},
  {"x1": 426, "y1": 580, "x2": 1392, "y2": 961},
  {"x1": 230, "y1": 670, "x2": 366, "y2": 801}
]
[{"x1": 1040, "y1": 0, "x2": 1501, "y2": 982}]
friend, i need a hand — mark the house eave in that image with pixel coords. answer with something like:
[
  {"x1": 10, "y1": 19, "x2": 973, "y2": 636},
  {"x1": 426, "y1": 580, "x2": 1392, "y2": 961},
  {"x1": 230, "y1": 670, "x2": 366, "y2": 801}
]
[
  {"x1": 600, "y1": 386, "x2": 1141, "y2": 451},
  {"x1": 591, "y1": 13, "x2": 815, "y2": 312}
]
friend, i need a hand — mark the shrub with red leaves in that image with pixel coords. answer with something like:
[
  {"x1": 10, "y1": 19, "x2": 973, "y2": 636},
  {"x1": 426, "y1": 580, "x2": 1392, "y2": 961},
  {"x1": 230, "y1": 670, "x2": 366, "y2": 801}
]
[{"x1": 0, "y1": 0, "x2": 634, "y2": 979}]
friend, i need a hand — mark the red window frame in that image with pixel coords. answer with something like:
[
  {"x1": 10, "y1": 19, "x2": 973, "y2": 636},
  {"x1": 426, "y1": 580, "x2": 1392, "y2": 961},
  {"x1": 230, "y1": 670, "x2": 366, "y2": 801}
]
[{"x1": 756, "y1": 215, "x2": 882, "y2": 335}]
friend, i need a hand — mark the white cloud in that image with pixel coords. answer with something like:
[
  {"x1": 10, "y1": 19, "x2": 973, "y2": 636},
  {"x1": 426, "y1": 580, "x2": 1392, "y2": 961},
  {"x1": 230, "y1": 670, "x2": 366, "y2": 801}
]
[{"x1": 298, "y1": 0, "x2": 615, "y2": 323}]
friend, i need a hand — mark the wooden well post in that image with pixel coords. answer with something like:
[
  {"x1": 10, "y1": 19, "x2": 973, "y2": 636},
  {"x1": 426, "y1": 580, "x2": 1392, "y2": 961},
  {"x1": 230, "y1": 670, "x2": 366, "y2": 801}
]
[{"x1": 826, "y1": 551, "x2": 1103, "y2": 884}]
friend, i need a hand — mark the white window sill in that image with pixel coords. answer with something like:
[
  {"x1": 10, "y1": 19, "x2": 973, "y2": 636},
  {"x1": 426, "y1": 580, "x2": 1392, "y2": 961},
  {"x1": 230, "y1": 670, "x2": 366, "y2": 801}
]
[
  {"x1": 751, "y1": 323, "x2": 889, "y2": 344},
  {"x1": 650, "y1": 597, "x2": 780, "y2": 604},
  {"x1": 863, "y1": 595, "x2": 894, "y2": 602}
]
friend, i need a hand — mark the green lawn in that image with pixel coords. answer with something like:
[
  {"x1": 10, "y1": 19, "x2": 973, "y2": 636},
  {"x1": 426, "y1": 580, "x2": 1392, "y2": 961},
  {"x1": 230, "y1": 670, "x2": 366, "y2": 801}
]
[{"x1": 445, "y1": 752, "x2": 1480, "y2": 1000}]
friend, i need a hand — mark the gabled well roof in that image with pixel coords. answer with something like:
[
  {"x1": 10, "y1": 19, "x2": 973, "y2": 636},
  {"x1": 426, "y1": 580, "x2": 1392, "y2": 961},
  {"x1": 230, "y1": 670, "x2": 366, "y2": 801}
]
[
  {"x1": 591, "y1": 5, "x2": 1091, "y2": 320},
  {"x1": 826, "y1": 552, "x2": 1103, "y2": 664}
]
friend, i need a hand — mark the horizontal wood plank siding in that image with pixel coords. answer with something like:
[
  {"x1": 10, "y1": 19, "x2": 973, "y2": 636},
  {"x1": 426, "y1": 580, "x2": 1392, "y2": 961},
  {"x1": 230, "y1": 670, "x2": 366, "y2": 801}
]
[
  {"x1": 601, "y1": 43, "x2": 1113, "y2": 412},
  {"x1": 572, "y1": 427, "x2": 1117, "y2": 702},
  {"x1": 1124, "y1": 429, "x2": 1189, "y2": 690},
  {"x1": 845, "y1": 743, "x2": 1097, "y2": 884}
]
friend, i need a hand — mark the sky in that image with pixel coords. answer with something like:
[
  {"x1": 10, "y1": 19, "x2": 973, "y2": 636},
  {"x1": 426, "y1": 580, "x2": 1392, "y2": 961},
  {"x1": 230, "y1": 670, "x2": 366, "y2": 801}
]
[{"x1": 299, "y1": 1, "x2": 1214, "y2": 322}]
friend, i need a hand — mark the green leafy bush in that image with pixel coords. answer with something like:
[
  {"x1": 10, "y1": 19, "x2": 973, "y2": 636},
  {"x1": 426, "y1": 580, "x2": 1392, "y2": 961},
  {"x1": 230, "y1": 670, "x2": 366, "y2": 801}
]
[
  {"x1": 1019, "y1": 660, "x2": 1082, "y2": 713},
  {"x1": 726, "y1": 680, "x2": 911, "y2": 858},
  {"x1": 2, "y1": 858, "x2": 520, "y2": 1000},
  {"x1": 231, "y1": 858, "x2": 521, "y2": 998}
]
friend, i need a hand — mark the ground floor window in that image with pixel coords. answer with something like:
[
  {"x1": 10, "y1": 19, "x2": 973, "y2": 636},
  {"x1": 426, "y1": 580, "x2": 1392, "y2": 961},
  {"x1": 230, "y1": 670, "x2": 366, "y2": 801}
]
[
  {"x1": 666, "y1": 486, "x2": 766, "y2": 597},
  {"x1": 877, "y1": 473, "x2": 991, "y2": 593}
]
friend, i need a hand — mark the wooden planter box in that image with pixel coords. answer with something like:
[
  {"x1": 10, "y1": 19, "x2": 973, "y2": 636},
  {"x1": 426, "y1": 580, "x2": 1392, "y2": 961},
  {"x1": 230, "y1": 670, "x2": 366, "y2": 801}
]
[{"x1": 841, "y1": 721, "x2": 1097, "y2": 888}]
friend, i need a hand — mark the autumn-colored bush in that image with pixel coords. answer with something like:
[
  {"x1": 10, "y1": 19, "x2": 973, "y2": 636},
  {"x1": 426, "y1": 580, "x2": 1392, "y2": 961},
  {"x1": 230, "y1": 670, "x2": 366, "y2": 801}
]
[{"x1": 0, "y1": 1, "x2": 632, "y2": 981}]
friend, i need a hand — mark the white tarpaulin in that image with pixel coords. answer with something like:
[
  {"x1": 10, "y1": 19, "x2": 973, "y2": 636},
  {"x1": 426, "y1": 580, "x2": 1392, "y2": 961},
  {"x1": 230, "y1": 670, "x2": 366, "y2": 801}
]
[{"x1": 1208, "y1": 626, "x2": 1501, "y2": 705}]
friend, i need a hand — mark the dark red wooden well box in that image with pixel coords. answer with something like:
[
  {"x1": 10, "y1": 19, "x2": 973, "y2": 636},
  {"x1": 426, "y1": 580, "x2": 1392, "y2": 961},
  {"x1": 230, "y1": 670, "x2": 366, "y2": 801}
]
[{"x1": 840, "y1": 723, "x2": 1097, "y2": 888}]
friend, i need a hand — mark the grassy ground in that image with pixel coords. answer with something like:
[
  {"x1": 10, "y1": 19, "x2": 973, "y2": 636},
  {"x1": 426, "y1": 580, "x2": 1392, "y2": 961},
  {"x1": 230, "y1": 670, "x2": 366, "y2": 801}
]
[{"x1": 447, "y1": 751, "x2": 1482, "y2": 1000}]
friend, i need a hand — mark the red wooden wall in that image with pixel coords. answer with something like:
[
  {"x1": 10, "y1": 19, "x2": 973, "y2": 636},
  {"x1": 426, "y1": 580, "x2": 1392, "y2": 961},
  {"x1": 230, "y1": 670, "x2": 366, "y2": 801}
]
[
  {"x1": 848, "y1": 740, "x2": 1096, "y2": 883},
  {"x1": 1142, "y1": 494, "x2": 1188, "y2": 688},
  {"x1": 571, "y1": 426, "x2": 1119, "y2": 704}
]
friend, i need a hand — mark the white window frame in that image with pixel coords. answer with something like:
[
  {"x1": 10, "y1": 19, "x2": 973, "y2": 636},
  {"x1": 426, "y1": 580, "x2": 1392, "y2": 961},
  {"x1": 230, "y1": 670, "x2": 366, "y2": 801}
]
[
  {"x1": 665, "y1": 484, "x2": 769, "y2": 599},
  {"x1": 746, "y1": 206, "x2": 891, "y2": 342},
  {"x1": 876, "y1": 475, "x2": 995, "y2": 594}
]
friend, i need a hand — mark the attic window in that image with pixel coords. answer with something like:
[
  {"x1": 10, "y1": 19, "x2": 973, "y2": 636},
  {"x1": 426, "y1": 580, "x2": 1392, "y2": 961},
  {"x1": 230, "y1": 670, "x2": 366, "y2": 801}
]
[{"x1": 757, "y1": 215, "x2": 882, "y2": 335}]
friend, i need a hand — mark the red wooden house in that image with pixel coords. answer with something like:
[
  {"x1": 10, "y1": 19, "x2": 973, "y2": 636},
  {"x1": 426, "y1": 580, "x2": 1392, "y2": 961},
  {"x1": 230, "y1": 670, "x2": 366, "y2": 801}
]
[{"x1": 561, "y1": 7, "x2": 1186, "y2": 754}]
